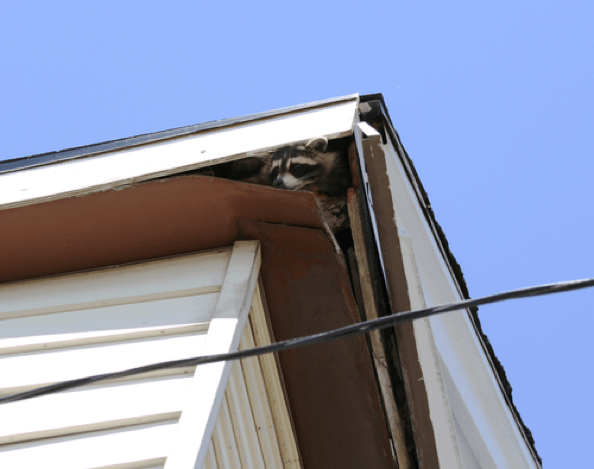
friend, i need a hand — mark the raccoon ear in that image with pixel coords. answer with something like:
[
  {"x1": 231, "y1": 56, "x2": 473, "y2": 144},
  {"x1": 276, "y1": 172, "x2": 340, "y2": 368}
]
[{"x1": 306, "y1": 137, "x2": 328, "y2": 152}]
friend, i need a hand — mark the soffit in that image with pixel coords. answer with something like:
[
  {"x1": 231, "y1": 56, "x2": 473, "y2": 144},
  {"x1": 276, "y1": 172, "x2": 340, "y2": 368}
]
[{"x1": 0, "y1": 175, "x2": 326, "y2": 284}]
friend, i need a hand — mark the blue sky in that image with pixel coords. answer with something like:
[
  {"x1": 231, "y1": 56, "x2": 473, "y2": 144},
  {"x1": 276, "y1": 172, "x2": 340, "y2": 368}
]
[{"x1": 2, "y1": 2, "x2": 593, "y2": 466}]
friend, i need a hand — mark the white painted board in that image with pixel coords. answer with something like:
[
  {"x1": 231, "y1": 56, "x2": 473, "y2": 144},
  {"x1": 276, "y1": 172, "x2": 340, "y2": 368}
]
[
  {"x1": 0, "y1": 248, "x2": 231, "y2": 319},
  {"x1": 0, "y1": 375, "x2": 193, "y2": 444},
  {"x1": 0, "y1": 330, "x2": 208, "y2": 393},
  {"x1": 0, "y1": 420, "x2": 177, "y2": 469},
  {"x1": 164, "y1": 240, "x2": 262, "y2": 469},
  {"x1": 0, "y1": 98, "x2": 358, "y2": 209}
]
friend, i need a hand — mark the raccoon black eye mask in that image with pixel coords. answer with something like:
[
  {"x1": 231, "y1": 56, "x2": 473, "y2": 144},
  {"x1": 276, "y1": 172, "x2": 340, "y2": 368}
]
[
  {"x1": 271, "y1": 161, "x2": 322, "y2": 189},
  {"x1": 269, "y1": 137, "x2": 350, "y2": 197}
]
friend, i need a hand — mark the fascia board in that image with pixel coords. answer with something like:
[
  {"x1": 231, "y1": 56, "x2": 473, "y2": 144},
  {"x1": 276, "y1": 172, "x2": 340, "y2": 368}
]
[
  {"x1": 354, "y1": 122, "x2": 441, "y2": 468},
  {"x1": 376, "y1": 129, "x2": 541, "y2": 468},
  {"x1": 0, "y1": 96, "x2": 359, "y2": 211},
  {"x1": 0, "y1": 94, "x2": 360, "y2": 175},
  {"x1": 165, "y1": 241, "x2": 262, "y2": 469},
  {"x1": 361, "y1": 97, "x2": 464, "y2": 299}
]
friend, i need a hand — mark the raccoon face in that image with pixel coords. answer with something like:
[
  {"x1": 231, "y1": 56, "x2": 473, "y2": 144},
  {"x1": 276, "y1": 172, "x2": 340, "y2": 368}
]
[
  {"x1": 270, "y1": 154, "x2": 322, "y2": 191},
  {"x1": 270, "y1": 137, "x2": 348, "y2": 195}
]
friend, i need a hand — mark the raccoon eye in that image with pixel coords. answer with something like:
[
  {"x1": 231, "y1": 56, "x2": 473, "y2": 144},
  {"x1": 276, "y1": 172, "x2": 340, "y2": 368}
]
[
  {"x1": 290, "y1": 163, "x2": 315, "y2": 178},
  {"x1": 270, "y1": 167, "x2": 279, "y2": 180}
]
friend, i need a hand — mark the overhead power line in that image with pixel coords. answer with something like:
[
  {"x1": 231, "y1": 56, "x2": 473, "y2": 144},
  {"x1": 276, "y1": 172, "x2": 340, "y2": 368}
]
[{"x1": 1, "y1": 277, "x2": 593, "y2": 405}]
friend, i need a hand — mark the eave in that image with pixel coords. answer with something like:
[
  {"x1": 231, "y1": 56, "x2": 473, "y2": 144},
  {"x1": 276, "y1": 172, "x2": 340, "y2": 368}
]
[
  {"x1": 0, "y1": 173, "x2": 395, "y2": 469},
  {"x1": 0, "y1": 93, "x2": 541, "y2": 468}
]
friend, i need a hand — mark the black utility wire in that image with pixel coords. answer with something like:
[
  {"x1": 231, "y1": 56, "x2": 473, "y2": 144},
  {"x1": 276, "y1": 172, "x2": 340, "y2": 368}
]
[{"x1": 1, "y1": 277, "x2": 593, "y2": 405}]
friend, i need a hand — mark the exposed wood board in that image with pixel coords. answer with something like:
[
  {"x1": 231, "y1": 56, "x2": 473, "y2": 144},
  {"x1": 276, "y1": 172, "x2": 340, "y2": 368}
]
[
  {"x1": 164, "y1": 240, "x2": 261, "y2": 469},
  {"x1": 239, "y1": 221, "x2": 395, "y2": 469},
  {"x1": 0, "y1": 248, "x2": 231, "y2": 319},
  {"x1": 347, "y1": 190, "x2": 412, "y2": 469},
  {"x1": 352, "y1": 123, "x2": 387, "y2": 279},
  {"x1": 355, "y1": 122, "x2": 411, "y2": 310},
  {"x1": 349, "y1": 132, "x2": 421, "y2": 466},
  {"x1": 247, "y1": 281, "x2": 302, "y2": 469},
  {"x1": 380, "y1": 135, "x2": 542, "y2": 468},
  {"x1": 355, "y1": 123, "x2": 442, "y2": 468},
  {"x1": 0, "y1": 99, "x2": 358, "y2": 210},
  {"x1": 0, "y1": 420, "x2": 177, "y2": 469},
  {"x1": 0, "y1": 375, "x2": 193, "y2": 445}
]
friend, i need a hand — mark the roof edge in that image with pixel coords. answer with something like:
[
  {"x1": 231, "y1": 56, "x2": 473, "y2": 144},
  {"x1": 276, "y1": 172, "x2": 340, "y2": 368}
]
[
  {"x1": 362, "y1": 93, "x2": 542, "y2": 466},
  {"x1": 0, "y1": 94, "x2": 359, "y2": 175}
]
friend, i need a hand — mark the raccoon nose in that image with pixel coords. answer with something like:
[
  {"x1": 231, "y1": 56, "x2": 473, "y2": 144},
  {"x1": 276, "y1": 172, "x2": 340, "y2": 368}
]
[{"x1": 273, "y1": 178, "x2": 286, "y2": 189}]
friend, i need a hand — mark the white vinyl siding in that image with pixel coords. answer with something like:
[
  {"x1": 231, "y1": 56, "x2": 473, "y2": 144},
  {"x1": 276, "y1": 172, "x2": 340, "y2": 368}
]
[{"x1": 0, "y1": 240, "x2": 300, "y2": 469}]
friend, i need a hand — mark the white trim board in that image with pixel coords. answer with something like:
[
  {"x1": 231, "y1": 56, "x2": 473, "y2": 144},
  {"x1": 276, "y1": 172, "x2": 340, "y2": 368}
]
[
  {"x1": 0, "y1": 97, "x2": 359, "y2": 210},
  {"x1": 165, "y1": 240, "x2": 262, "y2": 469}
]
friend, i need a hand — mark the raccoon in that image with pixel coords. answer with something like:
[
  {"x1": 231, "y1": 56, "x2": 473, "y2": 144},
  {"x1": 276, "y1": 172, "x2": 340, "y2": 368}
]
[
  {"x1": 270, "y1": 137, "x2": 350, "y2": 197},
  {"x1": 224, "y1": 137, "x2": 351, "y2": 232},
  {"x1": 226, "y1": 154, "x2": 272, "y2": 185},
  {"x1": 269, "y1": 137, "x2": 351, "y2": 232}
]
